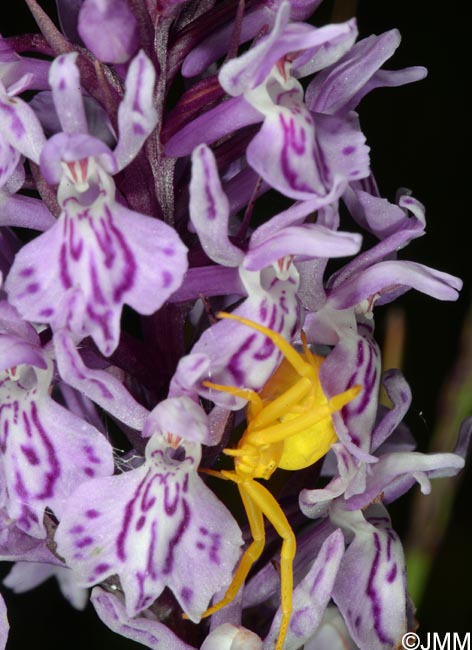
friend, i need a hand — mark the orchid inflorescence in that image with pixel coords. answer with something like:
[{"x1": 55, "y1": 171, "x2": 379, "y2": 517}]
[{"x1": 0, "y1": 1, "x2": 469, "y2": 649}]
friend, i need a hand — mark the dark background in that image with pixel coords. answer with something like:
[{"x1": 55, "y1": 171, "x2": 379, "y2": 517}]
[{"x1": 1, "y1": 0, "x2": 470, "y2": 646}]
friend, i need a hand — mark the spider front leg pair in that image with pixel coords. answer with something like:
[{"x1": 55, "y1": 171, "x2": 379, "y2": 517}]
[{"x1": 198, "y1": 312, "x2": 361, "y2": 650}]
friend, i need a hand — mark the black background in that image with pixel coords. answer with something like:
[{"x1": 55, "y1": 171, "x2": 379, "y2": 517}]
[{"x1": 1, "y1": 0, "x2": 470, "y2": 647}]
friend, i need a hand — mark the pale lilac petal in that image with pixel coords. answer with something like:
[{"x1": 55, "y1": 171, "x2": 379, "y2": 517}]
[
  {"x1": 0, "y1": 334, "x2": 47, "y2": 372},
  {"x1": 299, "y1": 444, "x2": 358, "y2": 519},
  {"x1": 264, "y1": 529, "x2": 345, "y2": 650},
  {"x1": 0, "y1": 87, "x2": 46, "y2": 164},
  {"x1": 49, "y1": 53, "x2": 88, "y2": 135},
  {"x1": 91, "y1": 587, "x2": 195, "y2": 650},
  {"x1": 189, "y1": 145, "x2": 244, "y2": 267},
  {"x1": 331, "y1": 505, "x2": 407, "y2": 650},
  {"x1": 344, "y1": 450, "x2": 466, "y2": 511},
  {"x1": 4, "y1": 561, "x2": 61, "y2": 593},
  {"x1": 0, "y1": 593, "x2": 8, "y2": 650},
  {"x1": 78, "y1": 0, "x2": 139, "y2": 64},
  {"x1": 143, "y1": 397, "x2": 211, "y2": 445},
  {"x1": 0, "y1": 194, "x2": 56, "y2": 231},
  {"x1": 169, "y1": 266, "x2": 244, "y2": 303},
  {"x1": 304, "y1": 607, "x2": 356, "y2": 650},
  {"x1": 0, "y1": 135, "x2": 19, "y2": 189},
  {"x1": 113, "y1": 51, "x2": 158, "y2": 172},
  {"x1": 345, "y1": 66, "x2": 427, "y2": 113},
  {"x1": 0, "y1": 509, "x2": 62, "y2": 564},
  {"x1": 54, "y1": 330, "x2": 149, "y2": 429},
  {"x1": 244, "y1": 224, "x2": 361, "y2": 271},
  {"x1": 203, "y1": 624, "x2": 262, "y2": 650},
  {"x1": 371, "y1": 370, "x2": 412, "y2": 452},
  {"x1": 293, "y1": 20, "x2": 358, "y2": 78},
  {"x1": 55, "y1": 433, "x2": 243, "y2": 619},
  {"x1": 329, "y1": 261, "x2": 463, "y2": 309},
  {"x1": 306, "y1": 30, "x2": 403, "y2": 114},
  {"x1": 164, "y1": 96, "x2": 261, "y2": 158}
]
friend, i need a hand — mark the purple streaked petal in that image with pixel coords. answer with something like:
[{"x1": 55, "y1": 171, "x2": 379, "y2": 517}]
[
  {"x1": 319, "y1": 325, "x2": 381, "y2": 460},
  {"x1": 49, "y1": 53, "x2": 88, "y2": 135},
  {"x1": 113, "y1": 51, "x2": 158, "y2": 172},
  {"x1": 53, "y1": 329, "x2": 149, "y2": 429},
  {"x1": 0, "y1": 361, "x2": 114, "y2": 537},
  {"x1": 331, "y1": 505, "x2": 407, "y2": 650},
  {"x1": 264, "y1": 529, "x2": 345, "y2": 650},
  {"x1": 329, "y1": 261, "x2": 463, "y2": 309},
  {"x1": 293, "y1": 19, "x2": 358, "y2": 78},
  {"x1": 0, "y1": 35, "x2": 50, "y2": 91},
  {"x1": 78, "y1": 0, "x2": 139, "y2": 64},
  {"x1": 190, "y1": 145, "x2": 244, "y2": 267},
  {"x1": 0, "y1": 87, "x2": 46, "y2": 164},
  {"x1": 56, "y1": 433, "x2": 243, "y2": 619},
  {"x1": 0, "y1": 135, "x2": 20, "y2": 189},
  {"x1": 244, "y1": 224, "x2": 361, "y2": 271},
  {"x1": 91, "y1": 587, "x2": 196, "y2": 650}
]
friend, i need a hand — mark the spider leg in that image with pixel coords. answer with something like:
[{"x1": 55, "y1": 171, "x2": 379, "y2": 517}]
[
  {"x1": 199, "y1": 479, "x2": 265, "y2": 619},
  {"x1": 242, "y1": 479, "x2": 296, "y2": 650},
  {"x1": 202, "y1": 380, "x2": 264, "y2": 414},
  {"x1": 248, "y1": 376, "x2": 313, "y2": 432},
  {"x1": 250, "y1": 384, "x2": 361, "y2": 446},
  {"x1": 216, "y1": 312, "x2": 314, "y2": 378}
]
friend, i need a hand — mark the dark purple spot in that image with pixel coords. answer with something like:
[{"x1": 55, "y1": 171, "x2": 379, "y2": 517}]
[
  {"x1": 180, "y1": 587, "x2": 193, "y2": 604},
  {"x1": 196, "y1": 541, "x2": 205, "y2": 550},
  {"x1": 199, "y1": 527, "x2": 208, "y2": 535},
  {"x1": 39, "y1": 308, "x2": 54, "y2": 317},
  {"x1": 133, "y1": 123, "x2": 146, "y2": 135},
  {"x1": 94, "y1": 562, "x2": 111, "y2": 575},
  {"x1": 70, "y1": 524, "x2": 85, "y2": 534},
  {"x1": 163, "y1": 247, "x2": 174, "y2": 256},
  {"x1": 342, "y1": 146, "x2": 356, "y2": 155},
  {"x1": 84, "y1": 467, "x2": 95, "y2": 477},
  {"x1": 26, "y1": 283, "x2": 39, "y2": 294},
  {"x1": 162, "y1": 270, "x2": 173, "y2": 288},
  {"x1": 85, "y1": 509, "x2": 100, "y2": 519},
  {"x1": 20, "y1": 267, "x2": 34, "y2": 277},
  {"x1": 76, "y1": 536, "x2": 94, "y2": 548}
]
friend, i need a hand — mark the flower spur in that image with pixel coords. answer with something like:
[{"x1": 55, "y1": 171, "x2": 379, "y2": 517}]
[{"x1": 195, "y1": 312, "x2": 361, "y2": 650}]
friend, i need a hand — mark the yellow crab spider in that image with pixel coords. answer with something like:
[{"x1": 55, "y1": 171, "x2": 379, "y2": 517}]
[{"x1": 195, "y1": 312, "x2": 361, "y2": 650}]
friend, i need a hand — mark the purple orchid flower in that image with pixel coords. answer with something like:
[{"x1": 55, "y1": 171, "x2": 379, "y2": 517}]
[
  {"x1": 55, "y1": 397, "x2": 243, "y2": 620},
  {"x1": 169, "y1": 144, "x2": 362, "y2": 408},
  {"x1": 5, "y1": 51, "x2": 188, "y2": 357}
]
